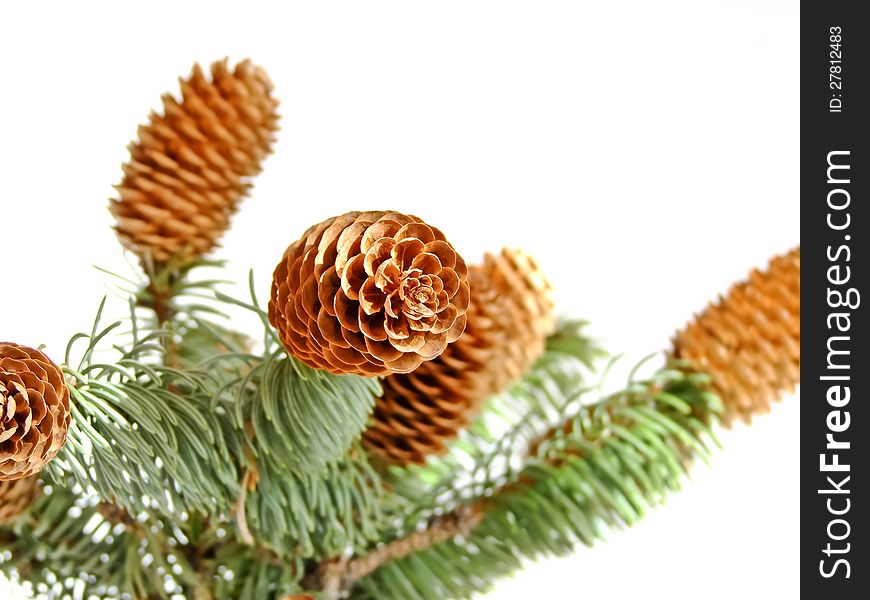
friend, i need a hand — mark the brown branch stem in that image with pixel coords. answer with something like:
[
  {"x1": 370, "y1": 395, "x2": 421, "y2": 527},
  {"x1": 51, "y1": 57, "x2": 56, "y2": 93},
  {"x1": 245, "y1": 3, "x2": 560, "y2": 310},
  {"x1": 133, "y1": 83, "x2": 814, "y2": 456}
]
[
  {"x1": 309, "y1": 504, "x2": 484, "y2": 598},
  {"x1": 135, "y1": 262, "x2": 181, "y2": 369}
]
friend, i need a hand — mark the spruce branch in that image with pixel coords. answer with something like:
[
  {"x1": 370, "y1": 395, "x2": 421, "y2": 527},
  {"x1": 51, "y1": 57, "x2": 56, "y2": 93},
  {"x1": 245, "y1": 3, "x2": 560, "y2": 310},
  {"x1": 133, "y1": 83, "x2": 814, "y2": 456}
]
[
  {"x1": 45, "y1": 282, "x2": 252, "y2": 518},
  {"x1": 3, "y1": 50, "x2": 800, "y2": 600},
  {"x1": 311, "y1": 505, "x2": 484, "y2": 599},
  {"x1": 53, "y1": 357, "x2": 245, "y2": 517},
  {"x1": 346, "y1": 365, "x2": 721, "y2": 600},
  {"x1": 134, "y1": 259, "x2": 245, "y2": 370},
  {"x1": 0, "y1": 481, "x2": 187, "y2": 599},
  {"x1": 139, "y1": 265, "x2": 178, "y2": 328},
  {"x1": 242, "y1": 449, "x2": 390, "y2": 560},
  {"x1": 94, "y1": 500, "x2": 216, "y2": 600},
  {"x1": 383, "y1": 320, "x2": 605, "y2": 530},
  {"x1": 232, "y1": 349, "x2": 380, "y2": 477},
  {"x1": 135, "y1": 258, "x2": 186, "y2": 369},
  {"x1": 48, "y1": 281, "x2": 391, "y2": 562},
  {"x1": 5, "y1": 240, "x2": 790, "y2": 600},
  {"x1": 205, "y1": 279, "x2": 390, "y2": 558},
  {"x1": 1, "y1": 479, "x2": 308, "y2": 600}
]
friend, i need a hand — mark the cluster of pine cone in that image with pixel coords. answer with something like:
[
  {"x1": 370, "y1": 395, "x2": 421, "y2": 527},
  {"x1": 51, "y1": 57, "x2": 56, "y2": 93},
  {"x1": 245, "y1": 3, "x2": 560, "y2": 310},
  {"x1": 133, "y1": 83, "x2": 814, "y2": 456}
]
[
  {"x1": 266, "y1": 210, "x2": 556, "y2": 464},
  {"x1": 2, "y1": 53, "x2": 802, "y2": 526},
  {"x1": 99, "y1": 55, "x2": 802, "y2": 467}
]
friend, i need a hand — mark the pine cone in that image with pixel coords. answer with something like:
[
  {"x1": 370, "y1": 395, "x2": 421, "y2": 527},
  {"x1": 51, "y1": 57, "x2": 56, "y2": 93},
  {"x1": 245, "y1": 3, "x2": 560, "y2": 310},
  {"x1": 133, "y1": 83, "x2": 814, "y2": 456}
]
[
  {"x1": 269, "y1": 211, "x2": 471, "y2": 376},
  {"x1": 110, "y1": 58, "x2": 279, "y2": 264},
  {"x1": 363, "y1": 248, "x2": 555, "y2": 464},
  {"x1": 672, "y1": 247, "x2": 800, "y2": 423},
  {"x1": 0, "y1": 474, "x2": 40, "y2": 523},
  {"x1": 1, "y1": 343, "x2": 71, "y2": 480}
]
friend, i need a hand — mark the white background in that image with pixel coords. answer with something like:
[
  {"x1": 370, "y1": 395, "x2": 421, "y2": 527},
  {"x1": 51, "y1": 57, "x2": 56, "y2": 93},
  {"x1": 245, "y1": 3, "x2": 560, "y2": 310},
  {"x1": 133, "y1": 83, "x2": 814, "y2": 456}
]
[{"x1": 0, "y1": 1, "x2": 799, "y2": 598}]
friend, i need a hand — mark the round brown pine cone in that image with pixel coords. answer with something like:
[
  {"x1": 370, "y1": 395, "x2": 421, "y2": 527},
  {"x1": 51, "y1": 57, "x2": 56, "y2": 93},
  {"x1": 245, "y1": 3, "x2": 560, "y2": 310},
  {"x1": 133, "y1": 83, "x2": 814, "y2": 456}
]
[
  {"x1": 268, "y1": 211, "x2": 471, "y2": 376},
  {"x1": 0, "y1": 343, "x2": 71, "y2": 480},
  {"x1": 363, "y1": 248, "x2": 555, "y2": 464},
  {"x1": 672, "y1": 246, "x2": 800, "y2": 423},
  {"x1": 0, "y1": 474, "x2": 40, "y2": 523},
  {"x1": 110, "y1": 58, "x2": 280, "y2": 263}
]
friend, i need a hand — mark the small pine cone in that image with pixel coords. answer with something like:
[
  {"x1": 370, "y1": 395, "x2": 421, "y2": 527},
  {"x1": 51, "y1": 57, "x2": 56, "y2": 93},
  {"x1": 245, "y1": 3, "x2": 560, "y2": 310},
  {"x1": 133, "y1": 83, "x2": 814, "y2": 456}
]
[
  {"x1": 0, "y1": 474, "x2": 40, "y2": 523},
  {"x1": 672, "y1": 247, "x2": 800, "y2": 423},
  {"x1": 110, "y1": 58, "x2": 280, "y2": 263},
  {"x1": 0, "y1": 343, "x2": 71, "y2": 480},
  {"x1": 269, "y1": 211, "x2": 471, "y2": 376},
  {"x1": 363, "y1": 248, "x2": 555, "y2": 464}
]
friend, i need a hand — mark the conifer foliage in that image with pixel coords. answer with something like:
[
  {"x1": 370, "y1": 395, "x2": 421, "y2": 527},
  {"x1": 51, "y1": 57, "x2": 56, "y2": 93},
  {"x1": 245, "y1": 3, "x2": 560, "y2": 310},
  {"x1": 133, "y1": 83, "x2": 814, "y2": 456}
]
[{"x1": 0, "y1": 58, "x2": 799, "y2": 600}]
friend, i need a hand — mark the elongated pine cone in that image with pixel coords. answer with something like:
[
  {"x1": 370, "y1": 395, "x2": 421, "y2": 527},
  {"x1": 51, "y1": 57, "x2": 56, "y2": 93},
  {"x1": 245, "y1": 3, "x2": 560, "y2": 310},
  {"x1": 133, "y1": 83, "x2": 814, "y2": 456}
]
[
  {"x1": 672, "y1": 247, "x2": 800, "y2": 423},
  {"x1": 363, "y1": 248, "x2": 555, "y2": 464},
  {"x1": 269, "y1": 211, "x2": 471, "y2": 376},
  {"x1": 110, "y1": 58, "x2": 279, "y2": 263},
  {"x1": 0, "y1": 474, "x2": 40, "y2": 523},
  {"x1": 0, "y1": 343, "x2": 71, "y2": 480}
]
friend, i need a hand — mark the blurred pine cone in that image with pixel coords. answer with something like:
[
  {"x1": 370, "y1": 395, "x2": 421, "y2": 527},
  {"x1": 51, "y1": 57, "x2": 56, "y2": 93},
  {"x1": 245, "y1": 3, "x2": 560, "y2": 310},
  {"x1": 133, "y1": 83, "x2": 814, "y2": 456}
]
[
  {"x1": 363, "y1": 248, "x2": 555, "y2": 464},
  {"x1": 672, "y1": 247, "x2": 800, "y2": 423},
  {"x1": 269, "y1": 211, "x2": 471, "y2": 376},
  {"x1": 0, "y1": 343, "x2": 71, "y2": 480},
  {"x1": 0, "y1": 474, "x2": 40, "y2": 523},
  {"x1": 110, "y1": 58, "x2": 279, "y2": 264}
]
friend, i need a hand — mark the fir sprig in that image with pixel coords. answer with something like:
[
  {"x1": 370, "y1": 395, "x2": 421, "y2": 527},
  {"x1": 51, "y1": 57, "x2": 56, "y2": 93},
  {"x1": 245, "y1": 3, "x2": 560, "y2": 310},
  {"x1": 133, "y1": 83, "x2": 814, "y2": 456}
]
[
  {"x1": 48, "y1": 297, "x2": 245, "y2": 518},
  {"x1": 1, "y1": 266, "x2": 730, "y2": 600},
  {"x1": 350, "y1": 365, "x2": 721, "y2": 600},
  {"x1": 384, "y1": 319, "x2": 606, "y2": 529},
  {"x1": 234, "y1": 349, "x2": 380, "y2": 478},
  {"x1": 0, "y1": 481, "x2": 194, "y2": 600},
  {"x1": 212, "y1": 275, "x2": 388, "y2": 558}
]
